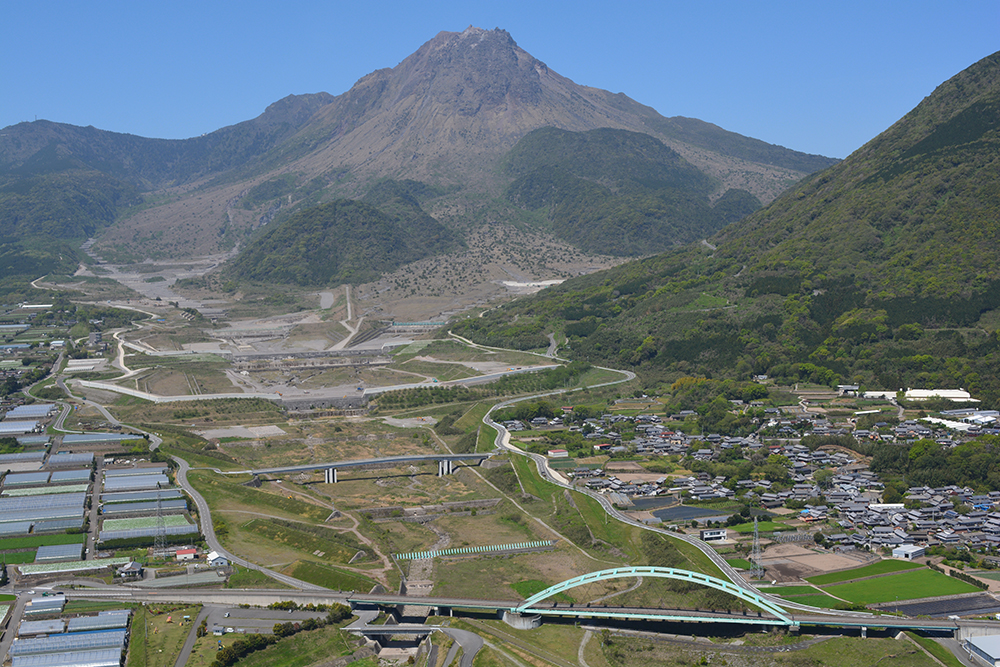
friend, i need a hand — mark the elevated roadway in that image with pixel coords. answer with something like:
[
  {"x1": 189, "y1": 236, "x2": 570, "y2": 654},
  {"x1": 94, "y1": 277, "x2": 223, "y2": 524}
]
[
  {"x1": 51, "y1": 586, "x2": 989, "y2": 636},
  {"x1": 234, "y1": 453, "x2": 492, "y2": 477}
]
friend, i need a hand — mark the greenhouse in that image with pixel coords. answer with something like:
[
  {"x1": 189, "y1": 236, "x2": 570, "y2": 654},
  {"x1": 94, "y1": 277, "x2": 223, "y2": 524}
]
[
  {"x1": 100, "y1": 489, "x2": 183, "y2": 504},
  {"x1": 10, "y1": 629, "x2": 127, "y2": 656},
  {"x1": 100, "y1": 499, "x2": 187, "y2": 515},
  {"x1": 11, "y1": 647, "x2": 123, "y2": 667}
]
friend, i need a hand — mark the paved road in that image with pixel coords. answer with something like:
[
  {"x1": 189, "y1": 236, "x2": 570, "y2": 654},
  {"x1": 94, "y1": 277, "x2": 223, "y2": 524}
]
[
  {"x1": 173, "y1": 605, "x2": 212, "y2": 667},
  {"x1": 441, "y1": 627, "x2": 483, "y2": 667},
  {"x1": 172, "y1": 457, "x2": 326, "y2": 591},
  {"x1": 0, "y1": 595, "x2": 28, "y2": 664}
]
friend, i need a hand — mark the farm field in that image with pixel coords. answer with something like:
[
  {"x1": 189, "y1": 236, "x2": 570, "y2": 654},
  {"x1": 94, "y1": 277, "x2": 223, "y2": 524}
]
[
  {"x1": 806, "y1": 559, "x2": 924, "y2": 586},
  {"x1": 823, "y1": 569, "x2": 980, "y2": 605}
]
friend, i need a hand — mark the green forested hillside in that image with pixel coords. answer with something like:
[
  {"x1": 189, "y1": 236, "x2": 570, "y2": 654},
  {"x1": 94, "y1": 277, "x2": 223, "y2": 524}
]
[
  {"x1": 224, "y1": 197, "x2": 461, "y2": 286},
  {"x1": 501, "y1": 128, "x2": 761, "y2": 255},
  {"x1": 0, "y1": 167, "x2": 141, "y2": 276},
  {"x1": 454, "y1": 51, "x2": 1000, "y2": 404}
]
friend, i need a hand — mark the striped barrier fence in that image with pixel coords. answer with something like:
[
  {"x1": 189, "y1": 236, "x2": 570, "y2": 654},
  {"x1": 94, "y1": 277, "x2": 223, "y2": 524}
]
[{"x1": 395, "y1": 540, "x2": 555, "y2": 561}]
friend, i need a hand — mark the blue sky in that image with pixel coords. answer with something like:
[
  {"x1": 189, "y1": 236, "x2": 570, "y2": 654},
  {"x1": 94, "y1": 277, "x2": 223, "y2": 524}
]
[{"x1": 2, "y1": 1, "x2": 996, "y2": 158}]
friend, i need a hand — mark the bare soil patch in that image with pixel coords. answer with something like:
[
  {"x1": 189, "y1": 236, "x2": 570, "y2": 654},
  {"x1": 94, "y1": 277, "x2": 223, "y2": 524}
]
[
  {"x1": 605, "y1": 461, "x2": 646, "y2": 472},
  {"x1": 760, "y1": 544, "x2": 862, "y2": 582}
]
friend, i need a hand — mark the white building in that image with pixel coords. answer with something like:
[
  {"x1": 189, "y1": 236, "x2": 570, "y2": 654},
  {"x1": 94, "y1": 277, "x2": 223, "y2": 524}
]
[
  {"x1": 892, "y1": 544, "x2": 925, "y2": 560},
  {"x1": 207, "y1": 551, "x2": 228, "y2": 567},
  {"x1": 965, "y1": 634, "x2": 1000, "y2": 666}
]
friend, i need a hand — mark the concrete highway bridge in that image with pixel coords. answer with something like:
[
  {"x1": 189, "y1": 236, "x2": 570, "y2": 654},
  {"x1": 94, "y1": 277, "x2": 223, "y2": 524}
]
[
  {"x1": 226, "y1": 452, "x2": 493, "y2": 482},
  {"x1": 57, "y1": 566, "x2": 1000, "y2": 639},
  {"x1": 346, "y1": 566, "x2": 972, "y2": 635}
]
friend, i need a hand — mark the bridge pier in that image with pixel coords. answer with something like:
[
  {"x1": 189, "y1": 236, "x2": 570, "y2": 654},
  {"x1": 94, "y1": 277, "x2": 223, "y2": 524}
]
[
  {"x1": 437, "y1": 460, "x2": 455, "y2": 476},
  {"x1": 502, "y1": 611, "x2": 542, "y2": 630},
  {"x1": 324, "y1": 468, "x2": 338, "y2": 484}
]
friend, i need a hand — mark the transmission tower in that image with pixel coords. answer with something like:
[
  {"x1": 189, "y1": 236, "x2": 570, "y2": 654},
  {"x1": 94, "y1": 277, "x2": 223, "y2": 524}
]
[
  {"x1": 153, "y1": 492, "x2": 167, "y2": 557},
  {"x1": 749, "y1": 517, "x2": 765, "y2": 580}
]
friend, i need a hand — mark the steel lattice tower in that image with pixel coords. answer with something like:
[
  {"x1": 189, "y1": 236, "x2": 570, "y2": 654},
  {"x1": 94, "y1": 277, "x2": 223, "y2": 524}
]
[
  {"x1": 749, "y1": 517, "x2": 765, "y2": 580},
  {"x1": 153, "y1": 493, "x2": 167, "y2": 556}
]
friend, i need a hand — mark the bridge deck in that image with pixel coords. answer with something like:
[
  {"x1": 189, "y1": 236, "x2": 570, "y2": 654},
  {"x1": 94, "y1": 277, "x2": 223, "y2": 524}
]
[{"x1": 245, "y1": 453, "x2": 492, "y2": 476}]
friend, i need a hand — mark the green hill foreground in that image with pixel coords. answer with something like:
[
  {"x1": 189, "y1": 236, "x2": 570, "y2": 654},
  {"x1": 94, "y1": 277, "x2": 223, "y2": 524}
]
[{"x1": 454, "y1": 50, "x2": 1000, "y2": 403}]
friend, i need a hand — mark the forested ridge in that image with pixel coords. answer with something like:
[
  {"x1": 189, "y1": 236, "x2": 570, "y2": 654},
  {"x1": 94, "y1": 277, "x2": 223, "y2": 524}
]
[{"x1": 454, "y1": 51, "x2": 1000, "y2": 405}]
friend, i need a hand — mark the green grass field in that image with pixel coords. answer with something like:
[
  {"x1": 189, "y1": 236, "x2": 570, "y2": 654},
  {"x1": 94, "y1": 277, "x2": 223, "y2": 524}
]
[
  {"x1": 807, "y1": 559, "x2": 924, "y2": 586},
  {"x1": 238, "y1": 518, "x2": 366, "y2": 564},
  {"x1": 217, "y1": 623, "x2": 362, "y2": 667},
  {"x1": 823, "y1": 569, "x2": 980, "y2": 605},
  {"x1": 0, "y1": 550, "x2": 37, "y2": 564},
  {"x1": 758, "y1": 585, "x2": 817, "y2": 595},
  {"x1": 281, "y1": 560, "x2": 377, "y2": 592},
  {"x1": 0, "y1": 533, "x2": 87, "y2": 550},
  {"x1": 510, "y1": 579, "x2": 574, "y2": 602},
  {"x1": 728, "y1": 521, "x2": 787, "y2": 533},
  {"x1": 726, "y1": 558, "x2": 752, "y2": 569},
  {"x1": 906, "y1": 632, "x2": 965, "y2": 667},
  {"x1": 224, "y1": 565, "x2": 290, "y2": 589},
  {"x1": 187, "y1": 471, "x2": 331, "y2": 522}
]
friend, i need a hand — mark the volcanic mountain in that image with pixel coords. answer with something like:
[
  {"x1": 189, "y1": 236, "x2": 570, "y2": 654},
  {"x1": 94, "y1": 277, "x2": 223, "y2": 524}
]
[{"x1": 0, "y1": 26, "x2": 836, "y2": 273}]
